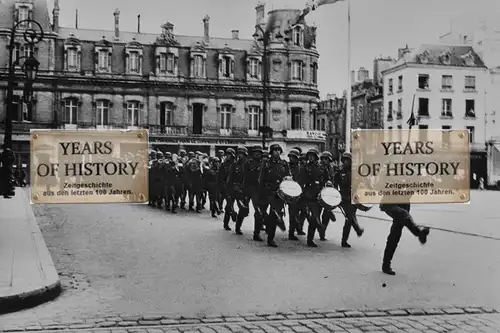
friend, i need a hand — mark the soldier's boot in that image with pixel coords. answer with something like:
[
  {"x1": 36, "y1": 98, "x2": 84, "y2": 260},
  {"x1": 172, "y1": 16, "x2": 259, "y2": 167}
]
[
  {"x1": 418, "y1": 227, "x2": 430, "y2": 244},
  {"x1": 319, "y1": 215, "x2": 330, "y2": 241},
  {"x1": 288, "y1": 215, "x2": 299, "y2": 240},
  {"x1": 382, "y1": 243, "x2": 397, "y2": 276},
  {"x1": 170, "y1": 199, "x2": 178, "y2": 214},
  {"x1": 253, "y1": 213, "x2": 263, "y2": 242},
  {"x1": 341, "y1": 222, "x2": 352, "y2": 248},
  {"x1": 296, "y1": 211, "x2": 306, "y2": 235},
  {"x1": 235, "y1": 215, "x2": 244, "y2": 235},
  {"x1": 306, "y1": 224, "x2": 318, "y2": 248},
  {"x1": 210, "y1": 201, "x2": 217, "y2": 218},
  {"x1": 223, "y1": 212, "x2": 232, "y2": 231}
]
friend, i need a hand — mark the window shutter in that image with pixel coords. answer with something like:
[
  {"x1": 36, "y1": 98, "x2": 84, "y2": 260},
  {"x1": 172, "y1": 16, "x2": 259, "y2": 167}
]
[
  {"x1": 246, "y1": 59, "x2": 250, "y2": 76},
  {"x1": 139, "y1": 54, "x2": 143, "y2": 74},
  {"x1": 190, "y1": 57, "x2": 194, "y2": 76},
  {"x1": 202, "y1": 58, "x2": 207, "y2": 77},
  {"x1": 218, "y1": 58, "x2": 222, "y2": 76},
  {"x1": 94, "y1": 51, "x2": 99, "y2": 71},
  {"x1": 13, "y1": 8, "x2": 19, "y2": 23},
  {"x1": 174, "y1": 56, "x2": 178, "y2": 75},
  {"x1": 108, "y1": 50, "x2": 112, "y2": 71},
  {"x1": 257, "y1": 60, "x2": 262, "y2": 78},
  {"x1": 301, "y1": 62, "x2": 305, "y2": 81},
  {"x1": 288, "y1": 62, "x2": 292, "y2": 79},
  {"x1": 28, "y1": 8, "x2": 33, "y2": 24},
  {"x1": 156, "y1": 55, "x2": 160, "y2": 74},
  {"x1": 230, "y1": 59, "x2": 235, "y2": 76},
  {"x1": 77, "y1": 51, "x2": 81, "y2": 70},
  {"x1": 125, "y1": 52, "x2": 129, "y2": 73},
  {"x1": 60, "y1": 100, "x2": 66, "y2": 123}
]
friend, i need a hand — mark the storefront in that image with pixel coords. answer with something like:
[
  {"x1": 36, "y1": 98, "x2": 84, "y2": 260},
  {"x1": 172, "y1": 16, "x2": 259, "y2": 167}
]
[{"x1": 148, "y1": 137, "x2": 245, "y2": 156}]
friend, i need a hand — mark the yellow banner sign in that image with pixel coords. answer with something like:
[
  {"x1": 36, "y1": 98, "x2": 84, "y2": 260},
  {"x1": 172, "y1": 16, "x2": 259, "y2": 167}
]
[
  {"x1": 351, "y1": 129, "x2": 470, "y2": 204},
  {"x1": 30, "y1": 129, "x2": 149, "y2": 204}
]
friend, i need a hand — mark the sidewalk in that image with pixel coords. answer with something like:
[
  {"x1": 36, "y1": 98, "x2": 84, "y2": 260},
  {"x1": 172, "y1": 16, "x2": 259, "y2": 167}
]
[{"x1": 0, "y1": 188, "x2": 61, "y2": 314}]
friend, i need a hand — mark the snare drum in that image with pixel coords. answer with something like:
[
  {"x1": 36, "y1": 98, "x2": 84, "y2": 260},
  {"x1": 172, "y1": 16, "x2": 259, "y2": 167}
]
[
  {"x1": 277, "y1": 179, "x2": 302, "y2": 203},
  {"x1": 318, "y1": 187, "x2": 342, "y2": 210},
  {"x1": 355, "y1": 203, "x2": 374, "y2": 212}
]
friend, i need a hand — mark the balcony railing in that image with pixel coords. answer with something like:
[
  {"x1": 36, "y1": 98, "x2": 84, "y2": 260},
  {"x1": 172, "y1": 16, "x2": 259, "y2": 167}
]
[
  {"x1": 148, "y1": 124, "x2": 188, "y2": 136},
  {"x1": 0, "y1": 121, "x2": 57, "y2": 133}
]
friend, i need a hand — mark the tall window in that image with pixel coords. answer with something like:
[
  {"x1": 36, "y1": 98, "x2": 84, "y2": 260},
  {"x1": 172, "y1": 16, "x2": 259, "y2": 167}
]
[
  {"x1": 65, "y1": 99, "x2": 78, "y2": 124},
  {"x1": 397, "y1": 98, "x2": 402, "y2": 115},
  {"x1": 129, "y1": 52, "x2": 139, "y2": 72},
  {"x1": 23, "y1": 44, "x2": 34, "y2": 58},
  {"x1": 249, "y1": 58, "x2": 260, "y2": 79},
  {"x1": 418, "y1": 74, "x2": 430, "y2": 89},
  {"x1": 397, "y1": 75, "x2": 403, "y2": 91},
  {"x1": 98, "y1": 50, "x2": 109, "y2": 70},
  {"x1": 12, "y1": 95, "x2": 31, "y2": 122},
  {"x1": 321, "y1": 118, "x2": 325, "y2": 131},
  {"x1": 293, "y1": 26, "x2": 303, "y2": 46},
  {"x1": 442, "y1": 98, "x2": 452, "y2": 116},
  {"x1": 68, "y1": 49, "x2": 78, "y2": 68},
  {"x1": 220, "y1": 56, "x2": 233, "y2": 78},
  {"x1": 18, "y1": 7, "x2": 29, "y2": 28},
  {"x1": 160, "y1": 102, "x2": 173, "y2": 126},
  {"x1": 466, "y1": 126, "x2": 475, "y2": 143},
  {"x1": 220, "y1": 105, "x2": 232, "y2": 129},
  {"x1": 159, "y1": 53, "x2": 175, "y2": 73},
  {"x1": 291, "y1": 108, "x2": 302, "y2": 129},
  {"x1": 465, "y1": 76, "x2": 476, "y2": 90},
  {"x1": 388, "y1": 101, "x2": 393, "y2": 118},
  {"x1": 465, "y1": 99, "x2": 475, "y2": 117},
  {"x1": 388, "y1": 78, "x2": 393, "y2": 94},
  {"x1": 192, "y1": 55, "x2": 205, "y2": 77},
  {"x1": 291, "y1": 60, "x2": 304, "y2": 80},
  {"x1": 248, "y1": 106, "x2": 260, "y2": 130},
  {"x1": 442, "y1": 75, "x2": 453, "y2": 90},
  {"x1": 96, "y1": 100, "x2": 109, "y2": 126},
  {"x1": 418, "y1": 98, "x2": 429, "y2": 116},
  {"x1": 127, "y1": 101, "x2": 139, "y2": 126},
  {"x1": 311, "y1": 63, "x2": 318, "y2": 84}
]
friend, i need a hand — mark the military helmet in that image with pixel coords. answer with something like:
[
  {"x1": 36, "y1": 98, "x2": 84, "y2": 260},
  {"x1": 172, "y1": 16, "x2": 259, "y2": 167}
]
[
  {"x1": 217, "y1": 149, "x2": 225, "y2": 155},
  {"x1": 195, "y1": 151, "x2": 202, "y2": 155},
  {"x1": 342, "y1": 152, "x2": 352, "y2": 160},
  {"x1": 269, "y1": 143, "x2": 283, "y2": 153},
  {"x1": 288, "y1": 149, "x2": 300, "y2": 159},
  {"x1": 306, "y1": 148, "x2": 319, "y2": 159},
  {"x1": 212, "y1": 156, "x2": 220, "y2": 163},
  {"x1": 156, "y1": 151, "x2": 164, "y2": 158},
  {"x1": 252, "y1": 145, "x2": 264, "y2": 154},
  {"x1": 165, "y1": 152, "x2": 172, "y2": 158},
  {"x1": 149, "y1": 150, "x2": 157, "y2": 157},
  {"x1": 320, "y1": 151, "x2": 333, "y2": 161},
  {"x1": 226, "y1": 148, "x2": 236, "y2": 156},
  {"x1": 188, "y1": 151, "x2": 195, "y2": 157},
  {"x1": 179, "y1": 149, "x2": 187, "y2": 155},
  {"x1": 292, "y1": 146, "x2": 303, "y2": 155},
  {"x1": 237, "y1": 146, "x2": 248, "y2": 155}
]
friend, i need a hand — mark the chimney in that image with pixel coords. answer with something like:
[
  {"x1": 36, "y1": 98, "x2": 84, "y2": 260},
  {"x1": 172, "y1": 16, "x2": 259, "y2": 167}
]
[
  {"x1": 350, "y1": 70, "x2": 356, "y2": 84},
  {"x1": 52, "y1": 0, "x2": 60, "y2": 33},
  {"x1": 137, "y1": 15, "x2": 141, "y2": 33},
  {"x1": 357, "y1": 67, "x2": 369, "y2": 82},
  {"x1": 203, "y1": 15, "x2": 210, "y2": 43},
  {"x1": 114, "y1": 8, "x2": 120, "y2": 40},
  {"x1": 231, "y1": 30, "x2": 239, "y2": 39},
  {"x1": 75, "y1": 8, "x2": 78, "y2": 29},
  {"x1": 255, "y1": 2, "x2": 265, "y2": 25},
  {"x1": 397, "y1": 44, "x2": 411, "y2": 60}
]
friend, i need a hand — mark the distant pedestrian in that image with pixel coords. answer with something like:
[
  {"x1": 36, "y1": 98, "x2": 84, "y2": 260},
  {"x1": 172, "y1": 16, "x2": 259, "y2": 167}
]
[{"x1": 479, "y1": 177, "x2": 485, "y2": 191}]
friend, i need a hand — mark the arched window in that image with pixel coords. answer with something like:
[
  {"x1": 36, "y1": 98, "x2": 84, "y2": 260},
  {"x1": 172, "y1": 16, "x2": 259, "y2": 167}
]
[{"x1": 293, "y1": 26, "x2": 304, "y2": 46}]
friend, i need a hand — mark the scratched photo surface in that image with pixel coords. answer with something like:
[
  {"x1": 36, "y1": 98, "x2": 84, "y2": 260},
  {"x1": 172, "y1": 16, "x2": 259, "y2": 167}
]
[
  {"x1": 29, "y1": 129, "x2": 149, "y2": 204},
  {"x1": 351, "y1": 129, "x2": 470, "y2": 204}
]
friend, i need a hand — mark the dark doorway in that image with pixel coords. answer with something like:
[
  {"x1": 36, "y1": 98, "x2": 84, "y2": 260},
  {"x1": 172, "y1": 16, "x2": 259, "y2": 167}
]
[{"x1": 192, "y1": 103, "x2": 203, "y2": 135}]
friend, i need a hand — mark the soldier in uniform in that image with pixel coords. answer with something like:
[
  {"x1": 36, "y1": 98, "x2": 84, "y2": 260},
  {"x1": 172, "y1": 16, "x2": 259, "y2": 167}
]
[
  {"x1": 259, "y1": 144, "x2": 289, "y2": 247},
  {"x1": 164, "y1": 152, "x2": 179, "y2": 213},
  {"x1": 287, "y1": 149, "x2": 304, "y2": 240},
  {"x1": 205, "y1": 157, "x2": 221, "y2": 217},
  {"x1": 226, "y1": 147, "x2": 249, "y2": 235},
  {"x1": 334, "y1": 152, "x2": 364, "y2": 248},
  {"x1": 200, "y1": 153, "x2": 210, "y2": 209},
  {"x1": 217, "y1": 149, "x2": 226, "y2": 163},
  {"x1": 300, "y1": 148, "x2": 329, "y2": 247},
  {"x1": 318, "y1": 151, "x2": 336, "y2": 241},
  {"x1": 177, "y1": 149, "x2": 188, "y2": 209},
  {"x1": 380, "y1": 201, "x2": 430, "y2": 275},
  {"x1": 186, "y1": 152, "x2": 203, "y2": 212},
  {"x1": 148, "y1": 151, "x2": 157, "y2": 206},
  {"x1": 244, "y1": 145, "x2": 266, "y2": 241},
  {"x1": 155, "y1": 151, "x2": 166, "y2": 208},
  {"x1": 218, "y1": 148, "x2": 235, "y2": 217}
]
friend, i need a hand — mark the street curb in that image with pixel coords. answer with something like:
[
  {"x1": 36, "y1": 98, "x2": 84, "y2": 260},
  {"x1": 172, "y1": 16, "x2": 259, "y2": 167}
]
[
  {"x1": 0, "y1": 280, "x2": 62, "y2": 315},
  {"x1": 0, "y1": 189, "x2": 62, "y2": 315},
  {"x1": 0, "y1": 306, "x2": 497, "y2": 332}
]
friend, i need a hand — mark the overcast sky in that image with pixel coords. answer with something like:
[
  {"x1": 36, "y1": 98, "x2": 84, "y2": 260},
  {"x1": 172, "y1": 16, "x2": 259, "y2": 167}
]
[{"x1": 52, "y1": 0, "x2": 498, "y2": 97}]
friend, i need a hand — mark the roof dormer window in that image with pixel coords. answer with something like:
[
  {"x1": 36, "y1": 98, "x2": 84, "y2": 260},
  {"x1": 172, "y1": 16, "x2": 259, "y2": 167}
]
[
  {"x1": 64, "y1": 33, "x2": 82, "y2": 72},
  {"x1": 418, "y1": 51, "x2": 429, "y2": 64},
  {"x1": 15, "y1": 3, "x2": 33, "y2": 29},
  {"x1": 440, "y1": 51, "x2": 451, "y2": 65},
  {"x1": 94, "y1": 37, "x2": 112, "y2": 73},
  {"x1": 292, "y1": 26, "x2": 304, "y2": 46},
  {"x1": 461, "y1": 51, "x2": 475, "y2": 66},
  {"x1": 125, "y1": 38, "x2": 143, "y2": 75},
  {"x1": 218, "y1": 47, "x2": 235, "y2": 79}
]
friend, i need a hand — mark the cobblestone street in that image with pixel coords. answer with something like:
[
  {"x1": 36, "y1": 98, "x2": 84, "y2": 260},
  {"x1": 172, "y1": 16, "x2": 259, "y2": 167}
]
[{"x1": 1, "y1": 190, "x2": 499, "y2": 330}]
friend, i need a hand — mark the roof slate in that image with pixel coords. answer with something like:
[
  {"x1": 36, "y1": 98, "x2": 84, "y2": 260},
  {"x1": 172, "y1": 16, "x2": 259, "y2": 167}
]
[
  {"x1": 393, "y1": 44, "x2": 487, "y2": 68},
  {"x1": 58, "y1": 27, "x2": 257, "y2": 51}
]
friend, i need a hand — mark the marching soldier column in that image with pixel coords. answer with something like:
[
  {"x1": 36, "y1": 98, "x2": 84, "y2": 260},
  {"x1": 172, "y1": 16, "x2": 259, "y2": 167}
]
[{"x1": 147, "y1": 145, "x2": 430, "y2": 274}]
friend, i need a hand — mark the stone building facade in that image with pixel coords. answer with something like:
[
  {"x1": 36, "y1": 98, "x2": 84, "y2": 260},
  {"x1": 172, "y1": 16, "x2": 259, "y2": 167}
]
[
  {"x1": 317, "y1": 93, "x2": 346, "y2": 160},
  {"x1": 0, "y1": 0, "x2": 325, "y2": 167}
]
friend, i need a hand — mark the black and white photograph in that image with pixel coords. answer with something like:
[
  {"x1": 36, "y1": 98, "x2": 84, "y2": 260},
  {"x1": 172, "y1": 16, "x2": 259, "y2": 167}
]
[{"x1": 1, "y1": 0, "x2": 500, "y2": 332}]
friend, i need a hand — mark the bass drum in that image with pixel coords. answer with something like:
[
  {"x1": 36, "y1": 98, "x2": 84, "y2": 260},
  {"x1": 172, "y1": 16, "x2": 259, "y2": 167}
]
[
  {"x1": 277, "y1": 179, "x2": 302, "y2": 203},
  {"x1": 355, "y1": 203, "x2": 374, "y2": 212},
  {"x1": 318, "y1": 187, "x2": 342, "y2": 210}
]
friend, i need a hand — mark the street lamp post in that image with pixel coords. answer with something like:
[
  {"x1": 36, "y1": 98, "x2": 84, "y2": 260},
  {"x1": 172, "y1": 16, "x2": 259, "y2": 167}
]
[
  {"x1": 253, "y1": 26, "x2": 280, "y2": 151},
  {"x1": 1, "y1": 19, "x2": 44, "y2": 198}
]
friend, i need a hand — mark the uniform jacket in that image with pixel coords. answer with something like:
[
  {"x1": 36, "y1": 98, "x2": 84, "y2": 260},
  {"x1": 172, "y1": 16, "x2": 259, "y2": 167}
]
[
  {"x1": 289, "y1": 162, "x2": 303, "y2": 183},
  {"x1": 300, "y1": 161, "x2": 329, "y2": 199},
  {"x1": 260, "y1": 157, "x2": 290, "y2": 193},
  {"x1": 204, "y1": 163, "x2": 219, "y2": 184},
  {"x1": 218, "y1": 159, "x2": 233, "y2": 185},
  {"x1": 244, "y1": 158, "x2": 263, "y2": 190},
  {"x1": 334, "y1": 166, "x2": 352, "y2": 201},
  {"x1": 227, "y1": 158, "x2": 246, "y2": 192}
]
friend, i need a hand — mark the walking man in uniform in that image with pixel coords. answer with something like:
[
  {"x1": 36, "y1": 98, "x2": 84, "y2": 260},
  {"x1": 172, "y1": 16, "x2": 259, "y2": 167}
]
[
  {"x1": 319, "y1": 151, "x2": 336, "y2": 241},
  {"x1": 287, "y1": 149, "x2": 305, "y2": 240},
  {"x1": 226, "y1": 147, "x2": 249, "y2": 235},
  {"x1": 244, "y1": 145, "x2": 266, "y2": 241},
  {"x1": 219, "y1": 148, "x2": 235, "y2": 229}
]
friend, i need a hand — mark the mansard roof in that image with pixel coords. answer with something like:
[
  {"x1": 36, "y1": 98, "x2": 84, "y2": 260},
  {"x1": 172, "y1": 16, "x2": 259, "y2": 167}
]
[{"x1": 393, "y1": 44, "x2": 487, "y2": 68}]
